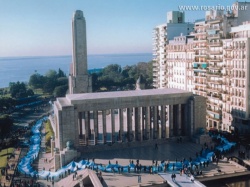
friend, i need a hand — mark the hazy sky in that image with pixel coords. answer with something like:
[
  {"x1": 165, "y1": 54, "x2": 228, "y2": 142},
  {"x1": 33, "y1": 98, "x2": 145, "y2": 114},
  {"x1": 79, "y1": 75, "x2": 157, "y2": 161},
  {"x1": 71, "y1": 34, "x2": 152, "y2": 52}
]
[{"x1": 0, "y1": 0, "x2": 238, "y2": 57}]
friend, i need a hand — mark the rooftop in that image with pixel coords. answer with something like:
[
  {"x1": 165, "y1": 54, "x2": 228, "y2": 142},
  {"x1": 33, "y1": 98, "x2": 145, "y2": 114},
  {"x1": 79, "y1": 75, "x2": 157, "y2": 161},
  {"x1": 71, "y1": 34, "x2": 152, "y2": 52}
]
[{"x1": 66, "y1": 88, "x2": 192, "y2": 102}]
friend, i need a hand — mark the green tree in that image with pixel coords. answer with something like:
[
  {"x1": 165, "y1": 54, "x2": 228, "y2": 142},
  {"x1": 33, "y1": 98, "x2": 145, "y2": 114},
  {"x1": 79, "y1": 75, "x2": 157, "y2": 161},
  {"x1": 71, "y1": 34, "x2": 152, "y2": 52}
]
[
  {"x1": 57, "y1": 68, "x2": 66, "y2": 78},
  {"x1": 0, "y1": 97, "x2": 16, "y2": 113},
  {"x1": 45, "y1": 70, "x2": 58, "y2": 79},
  {"x1": 98, "y1": 64, "x2": 123, "y2": 89},
  {"x1": 43, "y1": 70, "x2": 59, "y2": 94},
  {"x1": 9, "y1": 81, "x2": 27, "y2": 98},
  {"x1": 57, "y1": 77, "x2": 68, "y2": 87},
  {"x1": 0, "y1": 115, "x2": 13, "y2": 137},
  {"x1": 53, "y1": 85, "x2": 68, "y2": 97},
  {"x1": 29, "y1": 73, "x2": 44, "y2": 89}
]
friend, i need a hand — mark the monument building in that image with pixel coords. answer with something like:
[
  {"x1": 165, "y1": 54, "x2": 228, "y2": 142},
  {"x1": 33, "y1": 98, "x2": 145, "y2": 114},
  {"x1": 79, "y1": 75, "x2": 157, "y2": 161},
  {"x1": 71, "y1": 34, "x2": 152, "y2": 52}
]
[
  {"x1": 69, "y1": 10, "x2": 92, "y2": 94},
  {"x1": 51, "y1": 10, "x2": 206, "y2": 170}
]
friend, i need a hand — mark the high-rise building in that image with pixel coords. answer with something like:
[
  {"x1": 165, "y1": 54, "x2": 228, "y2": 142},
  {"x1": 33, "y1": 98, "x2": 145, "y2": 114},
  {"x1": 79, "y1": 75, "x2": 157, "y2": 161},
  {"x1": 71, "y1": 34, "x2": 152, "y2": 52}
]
[
  {"x1": 153, "y1": 11, "x2": 194, "y2": 89},
  {"x1": 222, "y1": 21, "x2": 250, "y2": 134},
  {"x1": 166, "y1": 34, "x2": 194, "y2": 91},
  {"x1": 69, "y1": 10, "x2": 92, "y2": 94},
  {"x1": 153, "y1": 2, "x2": 250, "y2": 134},
  {"x1": 152, "y1": 24, "x2": 167, "y2": 88}
]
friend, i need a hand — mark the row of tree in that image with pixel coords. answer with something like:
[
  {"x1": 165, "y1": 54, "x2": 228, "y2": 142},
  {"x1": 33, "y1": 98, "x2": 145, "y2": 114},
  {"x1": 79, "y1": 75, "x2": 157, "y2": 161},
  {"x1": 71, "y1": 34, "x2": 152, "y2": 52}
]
[
  {"x1": 29, "y1": 68, "x2": 68, "y2": 97},
  {"x1": 9, "y1": 82, "x2": 34, "y2": 98},
  {"x1": 0, "y1": 61, "x2": 152, "y2": 136},
  {"x1": 92, "y1": 61, "x2": 153, "y2": 91}
]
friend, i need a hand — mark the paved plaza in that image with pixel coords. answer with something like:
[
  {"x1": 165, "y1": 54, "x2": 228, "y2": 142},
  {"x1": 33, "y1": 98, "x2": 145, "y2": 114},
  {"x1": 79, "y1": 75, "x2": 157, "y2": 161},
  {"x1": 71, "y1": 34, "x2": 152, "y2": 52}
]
[
  {"x1": 7, "y1": 108, "x2": 250, "y2": 187},
  {"x1": 32, "y1": 130, "x2": 249, "y2": 187}
]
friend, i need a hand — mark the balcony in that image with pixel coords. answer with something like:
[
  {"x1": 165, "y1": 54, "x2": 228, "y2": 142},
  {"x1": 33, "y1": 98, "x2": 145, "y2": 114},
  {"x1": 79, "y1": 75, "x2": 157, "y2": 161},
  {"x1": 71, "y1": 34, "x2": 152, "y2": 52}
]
[
  {"x1": 206, "y1": 18, "x2": 223, "y2": 24},
  {"x1": 153, "y1": 72, "x2": 158, "y2": 77},
  {"x1": 224, "y1": 65, "x2": 233, "y2": 70},
  {"x1": 224, "y1": 55, "x2": 233, "y2": 60},
  {"x1": 208, "y1": 25, "x2": 222, "y2": 30},
  {"x1": 207, "y1": 41, "x2": 222, "y2": 47},
  {"x1": 207, "y1": 57, "x2": 222, "y2": 62},
  {"x1": 193, "y1": 38, "x2": 207, "y2": 43},
  {"x1": 194, "y1": 31, "x2": 207, "y2": 36},
  {"x1": 206, "y1": 86, "x2": 222, "y2": 93},
  {"x1": 207, "y1": 107, "x2": 221, "y2": 115},
  {"x1": 207, "y1": 65, "x2": 222, "y2": 70},
  {"x1": 194, "y1": 81, "x2": 205, "y2": 86},
  {"x1": 207, "y1": 33, "x2": 222, "y2": 40},
  {"x1": 193, "y1": 45, "x2": 207, "y2": 50},
  {"x1": 195, "y1": 53, "x2": 207, "y2": 58},
  {"x1": 207, "y1": 79, "x2": 222, "y2": 84},
  {"x1": 208, "y1": 50, "x2": 222, "y2": 55},
  {"x1": 223, "y1": 46, "x2": 233, "y2": 51}
]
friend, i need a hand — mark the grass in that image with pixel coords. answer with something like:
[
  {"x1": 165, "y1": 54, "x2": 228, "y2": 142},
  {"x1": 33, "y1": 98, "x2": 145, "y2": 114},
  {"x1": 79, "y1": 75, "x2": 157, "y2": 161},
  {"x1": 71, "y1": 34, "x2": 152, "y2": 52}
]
[
  {"x1": 0, "y1": 147, "x2": 14, "y2": 179},
  {"x1": 45, "y1": 120, "x2": 54, "y2": 153}
]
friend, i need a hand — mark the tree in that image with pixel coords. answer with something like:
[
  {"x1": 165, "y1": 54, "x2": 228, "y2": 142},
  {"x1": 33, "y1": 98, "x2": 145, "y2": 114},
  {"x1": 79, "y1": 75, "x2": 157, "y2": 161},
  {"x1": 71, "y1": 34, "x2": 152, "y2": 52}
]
[
  {"x1": 58, "y1": 68, "x2": 66, "y2": 78},
  {"x1": 9, "y1": 81, "x2": 28, "y2": 98},
  {"x1": 43, "y1": 77, "x2": 56, "y2": 94},
  {"x1": 57, "y1": 77, "x2": 68, "y2": 87},
  {"x1": 53, "y1": 85, "x2": 68, "y2": 97},
  {"x1": 29, "y1": 69, "x2": 68, "y2": 95},
  {"x1": 29, "y1": 73, "x2": 44, "y2": 89},
  {"x1": 0, "y1": 97, "x2": 16, "y2": 113},
  {"x1": 98, "y1": 64, "x2": 123, "y2": 89},
  {"x1": 45, "y1": 70, "x2": 58, "y2": 80},
  {"x1": 0, "y1": 115, "x2": 13, "y2": 137}
]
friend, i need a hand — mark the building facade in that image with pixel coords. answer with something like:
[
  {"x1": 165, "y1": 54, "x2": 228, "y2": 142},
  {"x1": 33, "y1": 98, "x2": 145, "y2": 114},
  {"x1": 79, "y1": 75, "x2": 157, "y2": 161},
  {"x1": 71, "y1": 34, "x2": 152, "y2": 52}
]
[
  {"x1": 153, "y1": 2, "x2": 250, "y2": 134},
  {"x1": 53, "y1": 89, "x2": 206, "y2": 168},
  {"x1": 153, "y1": 11, "x2": 194, "y2": 89}
]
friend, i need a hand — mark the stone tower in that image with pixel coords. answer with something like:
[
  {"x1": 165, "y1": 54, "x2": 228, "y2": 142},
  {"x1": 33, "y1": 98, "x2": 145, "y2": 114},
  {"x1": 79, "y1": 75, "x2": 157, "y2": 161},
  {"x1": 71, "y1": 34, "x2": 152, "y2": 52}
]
[{"x1": 69, "y1": 10, "x2": 92, "y2": 94}]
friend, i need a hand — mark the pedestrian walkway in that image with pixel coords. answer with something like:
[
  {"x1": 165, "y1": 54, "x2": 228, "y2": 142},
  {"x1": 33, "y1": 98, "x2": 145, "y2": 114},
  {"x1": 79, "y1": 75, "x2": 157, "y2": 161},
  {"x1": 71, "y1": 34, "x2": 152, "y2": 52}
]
[
  {"x1": 12, "y1": 113, "x2": 249, "y2": 187},
  {"x1": 0, "y1": 148, "x2": 21, "y2": 187},
  {"x1": 159, "y1": 172, "x2": 206, "y2": 187}
]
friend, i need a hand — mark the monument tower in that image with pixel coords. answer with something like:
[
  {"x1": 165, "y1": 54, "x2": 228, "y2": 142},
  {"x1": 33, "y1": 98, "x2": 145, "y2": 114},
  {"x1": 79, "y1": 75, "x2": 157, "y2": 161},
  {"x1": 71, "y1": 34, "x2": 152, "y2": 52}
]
[{"x1": 69, "y1": 10, "x2": 92, "y2": 94}]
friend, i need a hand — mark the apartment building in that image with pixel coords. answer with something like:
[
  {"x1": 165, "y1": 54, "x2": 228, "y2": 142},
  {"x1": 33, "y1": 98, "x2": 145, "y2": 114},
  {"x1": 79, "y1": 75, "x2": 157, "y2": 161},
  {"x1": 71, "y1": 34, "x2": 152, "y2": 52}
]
[
  {"x1": 153, "y1": 24, "x2": 167, "y2": 89},
  {"x1": 167, "y1": 34, "x2": 194, "y2": 92},
  {"x1": 222, "y1": 22, "x2": 250, "y2": 134},
  {"x1": 153, "y1": 11, "x2": 193, "y2": 89},
  {"x1": 153, "y1": 2, "x2": 250, "y2": 134}
]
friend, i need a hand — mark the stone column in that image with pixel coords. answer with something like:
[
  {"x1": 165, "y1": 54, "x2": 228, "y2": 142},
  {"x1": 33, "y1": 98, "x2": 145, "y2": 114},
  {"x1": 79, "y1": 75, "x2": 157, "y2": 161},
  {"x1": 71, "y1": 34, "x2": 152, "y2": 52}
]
[
  {"x1": 169, "y1": 105, "x2": 174, "y2": 137},
  {"x1": 160, "y1": 105, "x2": 166, "y2": 139},
  {"x1": 145, "y1": 107, "x2": 150, "y2": 140},
  {"x1": 142, "y1": 107, "x2": 145, "y2": 140},
  {"x1": 111, "y1": 109, "x2": 115, "y2": 143},
  {"x1": 127, "y1": 108, "x2": 132, "y2": 142},
  {"x1": 177, "y1": 104, "x2": 182, "y2": 136},
  {"x1": 134, "y1": 107, "x2": 142, "y2": 141},
  {"x1": 119, "y1": 108, "x2": 124, "y2": 141},
  {"x1": 93, "y1": 111, "x2": 98, "y2": 145},
  {"x1": 78, "y1": 112, "x2": 83, "y2": 138},
  {"x1": 85, "y1": 111, "x2": 90, "y2": 145},
  {"x1": 102, "y1": 110, "x2": 107, "y2": 144},
  {"x1": 139, "y1": 107, "x2": 143, "y2": 141},
  {"x1": 183, "y1": 104, "x2": 188, "y2": 136},
  {"x1": 153, "y1": 106, "x2": 158, "y2": 139}
]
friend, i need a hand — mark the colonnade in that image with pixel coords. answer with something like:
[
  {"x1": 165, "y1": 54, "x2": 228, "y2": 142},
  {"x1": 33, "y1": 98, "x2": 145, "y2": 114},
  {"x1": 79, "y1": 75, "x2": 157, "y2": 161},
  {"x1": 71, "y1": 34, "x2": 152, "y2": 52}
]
[{"x1": 77, "y1": 104, "x2": 188, "y2": 145}]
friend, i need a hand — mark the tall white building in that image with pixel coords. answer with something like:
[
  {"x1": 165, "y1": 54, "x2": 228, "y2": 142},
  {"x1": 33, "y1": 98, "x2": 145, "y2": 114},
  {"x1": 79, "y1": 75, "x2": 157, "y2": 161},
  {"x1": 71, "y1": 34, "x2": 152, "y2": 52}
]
[
  {"x1": 222, "y1": 22, "x2": 250, "y2": 134},
  {"x1": 167, "y1": 34, "x2": 194, "y2": 92},
  {"x1": 153, "y1": 24, "x2": 167, "y2": 88},
  {"x1": 153, "y1": 2, "x2": 250, "y2": 134},
  {"x1": 153, "y1": 11, "x2": 194, "y2": 89}
]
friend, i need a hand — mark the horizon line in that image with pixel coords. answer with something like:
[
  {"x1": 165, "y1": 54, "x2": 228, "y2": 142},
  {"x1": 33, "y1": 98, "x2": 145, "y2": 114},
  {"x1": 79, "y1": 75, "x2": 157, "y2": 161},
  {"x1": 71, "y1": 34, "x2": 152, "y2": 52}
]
[{"x1": 0, "y1": 52, "x2": 153, "y2": 59}]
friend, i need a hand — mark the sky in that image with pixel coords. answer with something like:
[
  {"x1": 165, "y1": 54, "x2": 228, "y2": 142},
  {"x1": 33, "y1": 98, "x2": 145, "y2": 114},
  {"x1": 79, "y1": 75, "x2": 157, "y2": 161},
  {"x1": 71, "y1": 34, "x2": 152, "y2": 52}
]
[{"x1": 0, "y1": 0, "x2": 239, "y2": 57}]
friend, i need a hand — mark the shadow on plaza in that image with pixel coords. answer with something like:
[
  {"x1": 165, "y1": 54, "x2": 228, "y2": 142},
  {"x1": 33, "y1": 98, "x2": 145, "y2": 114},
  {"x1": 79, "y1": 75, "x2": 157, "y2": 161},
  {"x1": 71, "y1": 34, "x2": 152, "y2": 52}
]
[{"x1": 80, "y1": 141, "x2": 203, "y2": 162}]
